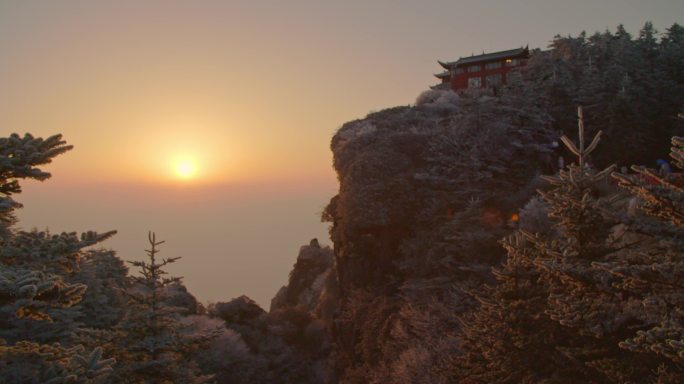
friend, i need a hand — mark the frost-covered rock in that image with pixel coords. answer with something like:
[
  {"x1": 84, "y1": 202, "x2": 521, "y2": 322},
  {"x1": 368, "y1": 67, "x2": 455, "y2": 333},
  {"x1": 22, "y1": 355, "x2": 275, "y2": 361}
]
[
  {"x1": 270, "y1": 238, "x2": 335, "y2": 314},
  {"x1": 415, "y1": 89, "x2": 460, "y2": 110},
  {"x1": 324, "y1": 91, "x2": 555, "y2": 382}
]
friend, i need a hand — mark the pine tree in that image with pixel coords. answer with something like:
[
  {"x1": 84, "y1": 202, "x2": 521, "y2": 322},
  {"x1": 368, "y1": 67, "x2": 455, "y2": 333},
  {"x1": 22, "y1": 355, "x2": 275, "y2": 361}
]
[
  {"x1": 0, "y1": 133, "x2": 72, "y2": 234},
  {"x1": 457, "y1": 233, "x2": 588, "y2": 383},
  {"x1": 603, "y1": 134, "x2": 684, "y2": 381},
  {"x1": 73, "y1": 250, "x2": 129, "y2": 330},
  {"x1": 68, "y1": 249, "x2": 131, "y2": 365},
  {"x1": 459, "y1": 108, "x2": 667, "y2": 382},
  {"x1": 0, "y1": 133, "x2": 115, "y2": 383},
  {"x1": 527, "y1": 107, "x2": 657, "y2": 382},
  {"x1": 1, "y1": 231, "x2": 117, "y2": 345},
  {"x1": 517, "y1": 24, "x2": 684, "y2": 169},
  {"x1": 112, "y1": 232, "x2": 218, "y2": 384}
]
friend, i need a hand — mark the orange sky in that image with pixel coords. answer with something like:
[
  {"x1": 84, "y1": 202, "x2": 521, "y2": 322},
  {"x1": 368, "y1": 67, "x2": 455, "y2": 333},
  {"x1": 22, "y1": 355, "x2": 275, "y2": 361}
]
[{"x1": 2, "y1": 0, "x2": 681, "y2": 307}]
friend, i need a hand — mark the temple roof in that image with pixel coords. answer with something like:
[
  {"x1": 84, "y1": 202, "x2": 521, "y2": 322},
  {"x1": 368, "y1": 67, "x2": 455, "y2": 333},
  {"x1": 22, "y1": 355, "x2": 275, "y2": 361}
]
[
  {"x1": 439, "y1": 46, "x2": 528, "y2": 69},
  {"x1": 434, "y1": 71, "x2": 450, "y2": 79},
  {"x1": 430, "y1": 83, "x2": 450, "y2": 90}
]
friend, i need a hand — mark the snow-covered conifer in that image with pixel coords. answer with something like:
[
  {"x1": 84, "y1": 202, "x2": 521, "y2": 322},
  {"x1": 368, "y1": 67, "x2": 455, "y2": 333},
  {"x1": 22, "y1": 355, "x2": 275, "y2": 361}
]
[
  {"x1": 0, "y1": 133, "x2": 115, "y2": 383},
  {"x1": 111, "y1": 232, "x2": 218, "y2": 384}
]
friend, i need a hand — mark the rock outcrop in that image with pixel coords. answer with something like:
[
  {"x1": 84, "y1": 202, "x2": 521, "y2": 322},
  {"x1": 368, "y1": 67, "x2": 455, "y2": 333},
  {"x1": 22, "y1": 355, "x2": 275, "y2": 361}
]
[
  {"x1": 271, "y1": 238, "x2": 337, "y2": 322},
  {"x1": 207, "y1": 240, "x2": 337, "y2": 383},
  {"x1": 323, "y1": 91, "x2": 555, "y2": 382}
]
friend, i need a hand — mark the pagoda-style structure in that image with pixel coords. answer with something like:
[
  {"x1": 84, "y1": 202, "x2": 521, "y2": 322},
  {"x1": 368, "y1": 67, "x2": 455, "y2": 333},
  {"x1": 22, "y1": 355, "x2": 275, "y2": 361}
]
[{"x1": 434, "y1": 46, "x2": 529, "y2": 91}]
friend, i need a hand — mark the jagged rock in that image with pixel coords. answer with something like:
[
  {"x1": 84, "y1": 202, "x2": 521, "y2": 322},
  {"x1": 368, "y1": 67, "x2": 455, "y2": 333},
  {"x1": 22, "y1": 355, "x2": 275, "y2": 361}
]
[
  {"x1": 212, "y1": 295, "x2": 266, "y2": 325},
  {"x1": 271, "y1": 239, "x2": 336, "y2": 313},
  {"x1": 209, "y1": 240, "x2": 337, "y2": 384},
  {"x1": 164, "y1": 281, "x2": 202, "y2": 315}
]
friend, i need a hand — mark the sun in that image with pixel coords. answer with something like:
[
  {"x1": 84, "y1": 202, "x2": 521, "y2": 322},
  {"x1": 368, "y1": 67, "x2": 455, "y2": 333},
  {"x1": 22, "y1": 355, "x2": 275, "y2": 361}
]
[{"x1": 173, "y1": 158, "x2": 198, "y2": 180}]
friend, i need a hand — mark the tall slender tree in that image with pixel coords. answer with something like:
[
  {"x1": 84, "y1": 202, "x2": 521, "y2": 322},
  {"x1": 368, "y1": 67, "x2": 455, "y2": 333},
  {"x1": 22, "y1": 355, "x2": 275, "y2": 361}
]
[
  {"x1": 458, "y1": 108, "x2": 663, "y2": 382},
  {"x1": 112, "y1": 232, "x2": 218, "y2": 384},
  {"x1": 527, "y1": 107, "x2": 659, "y2": 382}
]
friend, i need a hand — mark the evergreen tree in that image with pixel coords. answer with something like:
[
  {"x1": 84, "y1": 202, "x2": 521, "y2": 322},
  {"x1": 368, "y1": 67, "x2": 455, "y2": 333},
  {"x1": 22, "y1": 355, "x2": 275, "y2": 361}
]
[
  {"x1": 527, "y1": 107, "x2": 657, "y2": 382},
  {"x1": 459, "y1": 109, "x2": 665, "y2": 382},
  {"x1": 112, "y1": 232, "x2": 218, "y2": 384},
  {"x1": 517, "y1": 24, "x2": 684, "y2": 168},
  {"x1": 457, "y1": 233, "x2": 587, "y2": 383},
  {"x1": 0, "y1": 133, "x2": 114, "y2": 383},
  {"x1": 1, "y1": 231, "x2": 116, "y2": 345},
  {"x1": 602, "y1": 134, "x2": 684, "y2": 381},
  {"x1": 70, "y1": 250, "x2": 130, "y2": 364},
  {"x1": 72, "y1": 250, "x2": 129, "y2": 330}
]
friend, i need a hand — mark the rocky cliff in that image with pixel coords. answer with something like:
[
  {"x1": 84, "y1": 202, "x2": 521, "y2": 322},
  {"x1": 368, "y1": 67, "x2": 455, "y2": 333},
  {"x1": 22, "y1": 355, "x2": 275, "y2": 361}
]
[
  {"x1": 323, "y1": 90, "x2": 555, "y2": 383},
  {"x1": 207, "y1": 239, "x2": 337, "y2": 383}
]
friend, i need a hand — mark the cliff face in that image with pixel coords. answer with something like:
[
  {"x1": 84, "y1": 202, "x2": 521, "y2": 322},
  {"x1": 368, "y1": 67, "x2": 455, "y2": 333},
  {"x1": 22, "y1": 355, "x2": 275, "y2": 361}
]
[
  {"x1": 324, "y1": 91, "x2": 555, "y2": 382},
  {"x1": 271, "y1": 239, "x2": 336, "y2": 319},
  {"x1": 207, "y1": 240, "x2": 337, "y2": 384}
]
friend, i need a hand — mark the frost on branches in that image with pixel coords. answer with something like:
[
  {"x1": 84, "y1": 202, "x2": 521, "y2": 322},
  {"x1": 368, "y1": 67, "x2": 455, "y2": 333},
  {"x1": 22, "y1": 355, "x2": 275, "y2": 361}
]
[
  {"x1": 0, "y1": 133, "x2": 115, "y2": 383},
  {"x1": 110, "y1": 232, "x2": 219, "y2": 384}
]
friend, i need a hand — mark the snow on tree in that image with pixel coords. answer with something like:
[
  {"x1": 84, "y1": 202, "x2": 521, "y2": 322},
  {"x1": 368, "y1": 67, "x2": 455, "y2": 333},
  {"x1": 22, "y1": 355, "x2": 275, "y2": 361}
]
[
  {"x1": 111, "y1": 232, "x2": 218, "y2": 384},
  {"x1": 523, "y1": 107, "x2": 659, "y2": 381},
  {"x1": 0, "y1": 133, "x2": 115, "y2": 383},
  {"x1": 72, "y1": 250, "x2": 129, "y2": 330},
  {"x1": 0, "y1": 134, "x2": 72, "y2": 233},
  {"x1": 519, "y1": 23, "x2": 684, "y2": 169},
  {"x1": 457, "y1": 232, "x2": 594, "y2": 383},
  {"x1": 456, "y1": 108, "x2": 672, "y2": 382},
  {"x1": 598, "y1": 133, "x2": 684, "y2": 381}
]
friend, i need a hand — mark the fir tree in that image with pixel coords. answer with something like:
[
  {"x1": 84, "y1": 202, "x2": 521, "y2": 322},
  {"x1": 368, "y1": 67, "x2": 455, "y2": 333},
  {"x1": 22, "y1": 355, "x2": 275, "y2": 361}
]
[
  {"x1": 519, "y1": 24, "x2": 684, "y2": 168},
  {"x1": 72, "y1": 250, "x2": 129, "y2": 330},
  {"x1": 69, "y1": 250, "x2": 131, "y2": 365},
  {"x1": 459, "y1": 109, "x2": 666, "y2": 382},
  {"x1": 527, "y1": 107, "x2": 656, "y2": 382},
  {"x1": 457, "y1": 233, "x2": 587, "y2": 383},
  {"x1": 0, "y1": 133, "x2": 114, "y2": 383},
  {"x1": 112, "y1": 232, "x2": 218, "y2": 384},
  {"x1": 602, "y1": 134, "x2": 684, "y2": 381},
  {"x1": 1, "y1": 231, "x2": 117, "y2": 346}
]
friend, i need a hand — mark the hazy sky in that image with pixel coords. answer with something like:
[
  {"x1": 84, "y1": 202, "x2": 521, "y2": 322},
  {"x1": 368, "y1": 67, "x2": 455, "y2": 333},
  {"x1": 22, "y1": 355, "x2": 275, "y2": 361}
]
[{"x1": 2, "y1": 0, "x2": 682, "y2": 307}]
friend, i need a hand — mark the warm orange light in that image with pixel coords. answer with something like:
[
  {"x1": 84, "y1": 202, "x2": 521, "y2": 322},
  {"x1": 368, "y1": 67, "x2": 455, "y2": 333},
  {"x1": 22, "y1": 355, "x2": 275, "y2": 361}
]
[{"x1": 174, "y1": 158, "x2": 198, "y2": 180}]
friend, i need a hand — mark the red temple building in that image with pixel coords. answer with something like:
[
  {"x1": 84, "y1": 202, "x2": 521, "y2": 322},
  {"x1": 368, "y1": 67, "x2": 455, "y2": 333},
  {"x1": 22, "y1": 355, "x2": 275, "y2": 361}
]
[{"x1": 434, "y1": 46, "x2": 529, "y2": 92}]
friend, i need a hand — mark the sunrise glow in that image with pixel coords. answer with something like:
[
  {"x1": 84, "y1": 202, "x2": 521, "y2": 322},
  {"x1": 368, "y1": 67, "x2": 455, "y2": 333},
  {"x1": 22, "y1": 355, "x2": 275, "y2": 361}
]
[
  {"x1": 173, "y1": 158, "x2": 198, "y2": 180},
  {"x1": 5, "y1": 2, "x2": 683, "y2": 382}
]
